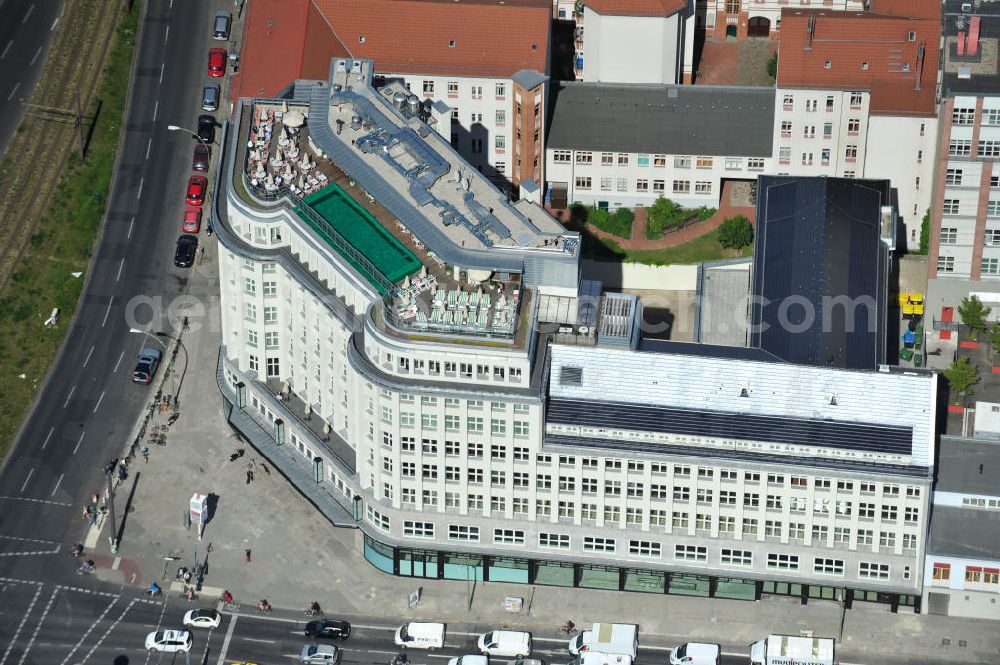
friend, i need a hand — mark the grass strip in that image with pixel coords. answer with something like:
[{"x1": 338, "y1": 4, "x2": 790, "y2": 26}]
[{"x1": 0, "y1": 7, "x2": 140, "y2": 451}]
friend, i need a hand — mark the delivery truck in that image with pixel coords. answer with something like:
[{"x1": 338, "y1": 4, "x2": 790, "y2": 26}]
[
  {"x1": 748, "y1": 634, "x2": 834, "y2": 665},
  {"x1": 569, "y1": 624, "x2": 637, "y2": 659}
]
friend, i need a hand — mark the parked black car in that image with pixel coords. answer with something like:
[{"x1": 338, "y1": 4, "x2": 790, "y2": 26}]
[
  {"x1": 197, "y1": 115, "x2": 216, "y2": 144},
  {"x1": 174, "y1": 234, "x2": 198, "y2": 268},
  {"x1": 304, "y1": 619, "x2": 351, "y2": 640}
]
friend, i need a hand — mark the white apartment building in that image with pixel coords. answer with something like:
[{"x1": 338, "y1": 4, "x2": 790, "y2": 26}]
[
  {"x1": 545, "y1": 83, "x2": 774, "y2": 210},
  {"x1": 772, "y1": 8, "x2": 940, "y2": 251},
  {"x1": 213, "y1": 57, "x2": 937, "y2": 611},
  {"x1": 580, "y1": 0, "x2": 695, "y2": 84}
]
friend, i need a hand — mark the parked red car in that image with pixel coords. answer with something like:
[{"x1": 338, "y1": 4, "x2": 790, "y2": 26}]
[
  {"x1": 185, "y1": 176, "x2": 207, "y2": 206},
  {"x1": 182, "y1": 207, "x2": 202, "y2": 233},
  {"x1": 208, "y1": 48, "x2": 226, "y2": 77}
]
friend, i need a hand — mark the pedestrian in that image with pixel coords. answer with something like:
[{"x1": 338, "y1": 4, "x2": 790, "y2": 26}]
[
  {"x1": 141, "y1": 447, "x2": 149, "y2": 463},
  {"x1": 249, "y1": 458, "x2": 257, "y2": 471},
  {"x1": 249, "y1": 469, "x2": 254, "y2": 482},
  {"x1": 245, "y1": 548, "x2": 252, "y2": 563},
  {"x1": 245, "y1": 470, "x2": 251, "y2": 485}
]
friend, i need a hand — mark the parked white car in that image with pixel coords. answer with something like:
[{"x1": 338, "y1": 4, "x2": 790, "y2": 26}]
[{"x1": 145, "y1": 630, "x2": 192, "y2": 653}]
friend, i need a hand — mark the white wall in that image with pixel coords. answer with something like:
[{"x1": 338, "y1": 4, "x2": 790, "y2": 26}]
[
  {"x1": 546, "y1": 147, "x2": 770, "y2": 209},
  {"x1": 865, "y1": 115, "x2": 937, "y2": 251},
  {"x1": 583, "y1": 9, "x2": 681, "y2": 85},
  {"x1": 584, "y1": 259, "x2": 699, "y2": 290}
]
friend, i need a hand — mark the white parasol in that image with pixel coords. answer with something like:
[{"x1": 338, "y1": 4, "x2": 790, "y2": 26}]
[{"x1": 283, "y1": 110, "x2": 305, "y2": 128}]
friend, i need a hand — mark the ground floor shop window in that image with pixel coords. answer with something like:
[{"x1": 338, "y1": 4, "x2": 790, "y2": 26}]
[
  {"x1": 398, "y1": 549, "x2": 439, "y2": 578},
  {"x1": 364, "y1": 535, "x2": 394, "y2": 574},
  {"x1": 489, "y1": 557, "x2": 529, "y2": 583},
  {"x1": 579, "y1": 564, "x2": 619, "y2": 590},
  {"x1": 624, "y1": 569, "x2": 665, "y2": 593},
  {"x1": 443, "y1": 553, "x2": 483, "y2": 581},
  {"x1": 715, "y1": 577, "x2": 757, "y2": 600},
  {"x1": 534, "y1": 561, "x2": 575, "y2": 587},
  {"x1": 668, "y1": 573, "x2": 711, "y2": 597}
]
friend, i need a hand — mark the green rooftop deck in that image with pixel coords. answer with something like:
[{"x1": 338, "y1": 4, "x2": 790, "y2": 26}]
[{"x1": 294, "y1": 184, "x2": 421, "y2": 295}]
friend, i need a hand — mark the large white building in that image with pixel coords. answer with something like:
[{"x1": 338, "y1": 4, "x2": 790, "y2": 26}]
[
  {"x1": 544, "y1": 83, "x2": 774, "y2": 210},
  {"x1": 213, "y1": 57, "x2": 937, "y2": 611},
  {"x1": 579, "y1": 0, "x2": 695, "y2": 85},
  {"x1": 698, "y1": 0, "x2": 863, "y2": 39},
  {"x1": 770, "y1": 7, "x2": 940, "y2": 252}
]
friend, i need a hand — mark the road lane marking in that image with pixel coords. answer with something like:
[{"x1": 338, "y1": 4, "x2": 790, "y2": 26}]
[
  {"x1": 164, "y1": 25, "x2": 169, "y2": 44},
  {"x1": 83, "y1": 345, "x2": 94, "y2": 367},
  {"x1": 152, "y1": 99, "x2": 158, "y2": 121},
  {"x1": 0, "y1": 581, "x2": 42, "y2": 665},
  {"x1": 242, "y1": 638, "x2": 275, "y2": 644},
  {"x1": 22, "y1": 4, "x2": 34, "y2": 23},
  {"x1": 58, "y1": 594, "x2": 119, "y2": 665},
  {"x1": 41, "y1": 427, "x2": 54, "y2": 450},
  {"x1": 62, "y1": 385, "x2": 75, "y2": 408},
  {"x1": 136, "y1": 177, "x2": 143, "y2": 200},
  {"x1": 127, "y1": 217, "x2": 134, "y2": 239},
  {"x1": 50, "y1": 16, "x2": 59, "y2": 30},
  {"x1": 19, "y1": 469, "x2": 34, "y2": 493},
  {"x1": 145, "y1": 137, "x2": 151, "y2": 159},
  {"x1": 215, "y1": 614, "x2": 238, "y2": 665},
  {"x1": 112, "y1": 350, "x2": 124, "y2": 372},
  {"x1": 73, "y1": 431, "x2": 84, "y2": 455},
  {"x1": 92, "y1": 390, "x2": 105, "y2": 413},
  {"x1": 7, "y1": 81, "x2": 20, "y2": 101},
  {"x1": 1, "y1": 41, "x2": 12, "y2": 59},
  {"x1": 50, "y1": 474, "x2": 63, "y2": 497},
  {"x1": 29, "y1": 46, "x2": 41, "y2": 66},
  {"x1": 159, "y1": 62, "x2": 164, "y2": 84},
  {"x1": 102, "y1": 297, "x2": 113, "y2": 327},
  {"x1": 116, "y1": 257, "x2": 125, "y2": 281}
]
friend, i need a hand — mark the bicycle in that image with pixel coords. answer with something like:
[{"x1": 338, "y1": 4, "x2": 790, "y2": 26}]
[{"x1": 559, "y1": 620, "x2": 577, "y2": 635}]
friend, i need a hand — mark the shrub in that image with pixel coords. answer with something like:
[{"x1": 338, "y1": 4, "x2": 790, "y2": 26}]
[{"x1": 718, "y1": 215, "x2": 754, "y2": 250}]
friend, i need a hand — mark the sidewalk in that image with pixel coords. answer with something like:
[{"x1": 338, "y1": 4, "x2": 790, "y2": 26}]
[{"x1": 86, "y1": 247, "x2": 1000, "y2": 665}]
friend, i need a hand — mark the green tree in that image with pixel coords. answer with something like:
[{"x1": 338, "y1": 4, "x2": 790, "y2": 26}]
[
  {"x1": 958, "y1": 294, "x2": 990, "y2": 338},
  {"x1": 990, "y1": 325, "x2": 1000, "y2": 359},
  {"x1": 917, "y1": 209, "x2": 930, "y2": 255},
  {"x1": 718, "y1": 215, "x2": 754, "y2": 250},
  {"x1": 766, "y1": 52, "x2": 778, "y2": 79},
  {"x1": 944, "y1": 357, "x2": 980, "y2": 401}
]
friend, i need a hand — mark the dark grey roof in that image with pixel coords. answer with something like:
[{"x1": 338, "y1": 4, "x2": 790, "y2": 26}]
[
  {"x1": 546, "y1": 82, "x2": 775, "y2": 156},
  {"x1": 942, "y1": 2, "x2": 1000, "y2": 97},
  {"x1": 928, "y1": 506, "x2": 1000, "y2": 559},
  {"x1": 638, "y1": 338, "x2": 781, "y2": 363},
  {"x1": 547, "y1": 397, "x2": 913, "y2": 455},
  {"x1": 936, "y1": 436, "x2": 1000, "y2": 494},
  {"x1": 750, "y1": 176, "x2": 892, "y2": 371},
  {"x1": 512, "y1": 69, "x2": 548, "y2": 90}
]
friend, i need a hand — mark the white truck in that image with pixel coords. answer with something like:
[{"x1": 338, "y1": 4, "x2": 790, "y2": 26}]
[
  {"x1": 749, "y1": 635, "x2": 835, "y2": 665},
  {"x1": 576, "y1": 652, "x2": 632, "y2": 665},
  {"x1": 569, "y1": 623, "x2": 638, "y2": 661}
]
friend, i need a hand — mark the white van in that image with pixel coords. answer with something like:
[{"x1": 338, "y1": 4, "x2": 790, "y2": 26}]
[
  {"x1": 478, "y1": 630, "x2": 532, "y2": 657},
  {"x1": 448, "y1": 657, "x2": 488, "y2": 665},
  {"x1": 394, "y1": 622, "x2": 445, "y2": 650},
  {"x1": 668, "y1": 642, "x2": 720, "y2": 665}
]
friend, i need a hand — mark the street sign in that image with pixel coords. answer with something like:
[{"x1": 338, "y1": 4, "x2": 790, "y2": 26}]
[{"x1": 407, "y1": 587, "x2": 422, "y2": 609}]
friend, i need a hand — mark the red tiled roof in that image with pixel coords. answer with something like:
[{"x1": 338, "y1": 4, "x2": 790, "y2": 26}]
[
  {"x1": 869, "y1": 0, "x2": 940, "y2": 19},
  {"x1": 310, "y1": 0, "x2": 551, "y2": 78},
  {"x1": 583, "y1": 0, "x2": 686, "y2": 17},
  {"x1": 777, "y1": 9, "x2": 940, "y2": 116},
  {"x1": 231, "y1": 0, "x2": 310, "y2": 101}
]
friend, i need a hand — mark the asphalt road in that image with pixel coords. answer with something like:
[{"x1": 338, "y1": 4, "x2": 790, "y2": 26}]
[
  {"x1": 0, "y1": 0, "x2": 229, "y2": 661},
  {"x1": 0, "y1": 0, "x2": 67, "y2": 157}
]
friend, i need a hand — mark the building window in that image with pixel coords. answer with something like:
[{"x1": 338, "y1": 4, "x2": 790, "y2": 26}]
[
  {"x1": 988, "y1": 200, "x2": 1000, "y2": 217},
  {"x1": 539, "y1": 533, "x2": 570, "y2": 549},
  {"x1": 422, "y1": 80, "x2": 434, "y2": 94},
  {"x1": 494, "y1": 528, "x2": 524, "y2": 545},
  {"x1": 943, "y1": 199, "x2": 960, "y2": 215},
  {"x1": 844, "y1": 145, "x2": 858, "y2": 162},
  {"x1": 629, "y1": 540, "x2": 661, "y2": 557},
  {"x1": 695, "y1": 181, "x2": 712, "y2": 194},
  {"x1": 616, "y1": 177, "x2": 628, "y2": 192},
  {"x1": 695, "y1": 156, "x2": 713, "y2": 169},
  {"x1": 980, "y1": 141, "x2": 1000, "y2": 158},
  {"x1": 448, "y1": 525, "x2": 479, "y2": 541},
  {"x1": 471, "y1": 85, "x2": 482, "y2": 99},
  {"x1": 653, "y1": 154, "x2": 667, "y2": 167},
  {"x1": 946, "y1": 168, "x2": 964, "y2": 186},
  {"x1": 814, "y1": 558, "x2": 845, "y2": 575},
  {"x1": 932, "y1": 563, "x2": 951, "y2": 580},
  {"x1": 674, "y1": 155, "x2": 691, "y2": 168},
  {"x1": 575, "y1": 177, "x2": 591, "y2": 191},
  {"x1": 636, "y1": 180, "x2": 649, "y2": 192},
  {"x1": 600, "y1": 177, "x2": 612, "y2": 192},
  {"x1": 847, "y1": 118, "x2": 860, "y2": 135},
  {"x1": 849, "y1": 92, "x2": 863, "y2": 108},
  {"x1": 674, "y1": 544, "x2": 707, "y2": 562},
  {"x1": 953, "y1": 107, "x2": 976, "y2": 125},
  {"x1": 495, "y1": 82, "x2": 505, "y2": 98},
  {"x1": 985, "y1": 229, "x2": 1000, "y2": 246},
  {"x1": 949, "y1": 140, "x2": 972, "y2": 156},
  {"x1": 583, "y1": 537, "x2": 616, "y2": 553},
  {"x1": 403, "y1": 521, "x2": 434, "y2": 538},
  {"x1": 471, "y1": 139, "x2": 483, "y2": 153},
  {"x1": 803, "y1": 125, "x2": 815, "y2": 139},
  {"x1": 618, "y1": 153, "x2": 630, "y2": 166},
  {"x1": 747, "y1": 158, "x2": 764, "y2": 170},
  {"x1": 778, "y1": 147, "x2": 790, "y2": 164},
  {"x1": 767, "y1": 553, "x2": 798, "y2": 570},
  {"x1": 984, "y1": 108, "x2": 1000, "y2": 126},
  {"x1": 447, "y1": 81, "x2": 458, "y2": 95},
  {"x1": 859, "y1": 562, "x2": 890, "y2": 580},
  {"x1": 938, "y1": 256, "x2": 955, "y2": 273},
  {"x1": 783, "y1": 94, "x2": 793, "y2": 111},
  {"x1": 983, "y1": 258, "x2": 1000, "y2": 275},
  {"x1": 553, "y1": 150, "x2": 571, "y2": 163},
  {"x1": 637, "y1": 154, "x2": 650, "y2": 167},
  {"x1": 265, "y1": 357, "x2": 280, "y2": 377},
  {"x1": 672, "y1": 180, "x2": 690, "y2": 194},
  {"x1": 721, "y1": 549, "x2": 752, "y2": 566},
  {"x1": 576, "y1": 151, "x2": 593, "y2": 165}
]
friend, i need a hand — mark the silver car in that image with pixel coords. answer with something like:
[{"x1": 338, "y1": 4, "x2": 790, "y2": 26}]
[
  {"x1": 202, "y1": 84, "x2": 220, "y2": 112},
  {"x1": 300, "y1": 644, "x2": 339, "y2": 664}
]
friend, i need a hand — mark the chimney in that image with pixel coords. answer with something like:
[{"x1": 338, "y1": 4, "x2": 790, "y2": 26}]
[{"x1": 915, "y1": 42, "x2": 925, "y2": 91}]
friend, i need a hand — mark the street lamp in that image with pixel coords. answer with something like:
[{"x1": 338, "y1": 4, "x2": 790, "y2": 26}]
[
  {"x1": 129, "y1": 328, "x2": 175, "y2": 401},
  {"x1": 106, "y1": 466, "x2": 118, "y2": 554},
  {"x1": 167, "y1": 124, "x2": 209, "y2": 145}
]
